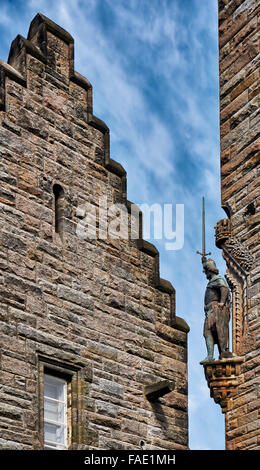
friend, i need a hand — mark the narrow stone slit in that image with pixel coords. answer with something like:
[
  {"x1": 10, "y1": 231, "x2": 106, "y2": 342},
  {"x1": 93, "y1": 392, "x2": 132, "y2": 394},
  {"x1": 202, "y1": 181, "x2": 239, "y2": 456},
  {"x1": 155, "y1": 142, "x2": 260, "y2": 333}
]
[{"x1": 53, "y1": 184, "x2": 65, "y2": 236}]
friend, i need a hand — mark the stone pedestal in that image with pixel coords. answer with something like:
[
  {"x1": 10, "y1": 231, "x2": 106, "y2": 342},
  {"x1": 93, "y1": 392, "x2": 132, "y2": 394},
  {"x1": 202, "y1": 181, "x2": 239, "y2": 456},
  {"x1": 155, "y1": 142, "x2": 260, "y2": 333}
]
[{"x1": 202, "y1": 357, "x2": 244, "y2": 413}]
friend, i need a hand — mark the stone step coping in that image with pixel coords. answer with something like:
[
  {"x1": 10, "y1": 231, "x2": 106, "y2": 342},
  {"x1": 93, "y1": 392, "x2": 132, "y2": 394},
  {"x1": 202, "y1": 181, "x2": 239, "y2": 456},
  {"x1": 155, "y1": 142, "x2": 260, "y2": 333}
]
[{"x1": 0, "y1": 12, "x2": 190, "y2": 336}]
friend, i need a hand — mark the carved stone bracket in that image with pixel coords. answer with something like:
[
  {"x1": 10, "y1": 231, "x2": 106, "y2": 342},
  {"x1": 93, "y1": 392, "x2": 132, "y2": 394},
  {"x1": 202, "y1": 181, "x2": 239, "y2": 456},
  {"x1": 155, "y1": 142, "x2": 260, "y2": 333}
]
[
  {"x1": 202, "y1": 357, "x2": 244, "y2": 413},
  {"x1": 144, "y1": 380, "x2": 175, "y2": 402}
]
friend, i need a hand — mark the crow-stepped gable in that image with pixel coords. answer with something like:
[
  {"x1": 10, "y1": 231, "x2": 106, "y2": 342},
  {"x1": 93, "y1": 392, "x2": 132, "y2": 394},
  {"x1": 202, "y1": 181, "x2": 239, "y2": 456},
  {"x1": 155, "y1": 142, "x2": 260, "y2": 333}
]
[{"x1": 0, "y1": 14, "x2": 189, "y2": 450}]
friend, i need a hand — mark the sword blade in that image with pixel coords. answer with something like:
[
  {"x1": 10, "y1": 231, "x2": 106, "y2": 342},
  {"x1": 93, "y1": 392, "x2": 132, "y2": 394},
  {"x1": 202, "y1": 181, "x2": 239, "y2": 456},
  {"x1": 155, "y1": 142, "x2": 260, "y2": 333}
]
[
  {"x1": 202, "y1": 196, "x2": 205, "y2": 256},
  {"x1": 197, "y1": 197, "x2": 211, "y2": 260}
]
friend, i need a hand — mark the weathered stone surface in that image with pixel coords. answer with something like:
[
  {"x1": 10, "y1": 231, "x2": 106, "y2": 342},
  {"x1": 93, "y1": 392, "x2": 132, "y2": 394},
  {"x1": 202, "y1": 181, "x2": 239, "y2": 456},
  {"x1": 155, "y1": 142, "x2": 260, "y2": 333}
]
[
  {"x1": 0, "y1": 14, "x2": 189, "y2": 450},
  {"x1": 216, "y1": 0, "x2": 260, "y2": 451}
]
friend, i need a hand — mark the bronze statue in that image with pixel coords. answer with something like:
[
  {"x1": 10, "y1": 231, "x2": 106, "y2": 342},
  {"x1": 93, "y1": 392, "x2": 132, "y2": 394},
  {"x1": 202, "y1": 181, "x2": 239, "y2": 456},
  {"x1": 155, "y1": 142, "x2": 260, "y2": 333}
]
[
  {"x1": 197, "y1": 198, "x2": 232, "y2": 363},
  {"x1": 201, "y1": 257, "x2": 232, "y2": 363}
]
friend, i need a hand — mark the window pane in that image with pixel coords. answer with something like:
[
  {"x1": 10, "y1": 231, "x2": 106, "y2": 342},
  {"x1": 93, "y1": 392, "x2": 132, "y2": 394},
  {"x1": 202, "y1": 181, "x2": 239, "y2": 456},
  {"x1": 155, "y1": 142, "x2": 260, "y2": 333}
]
[
  {"x1": 44, "y1": 422, "x2": 65, "y2": 444},
  {"x1": 44, "y1": 398, "x2": 65, "y2": 423},
  {"x1": 44, "y1": 375, "x2": 66, "y2": 401},
  {"x1": 43, "y1": 373, "x2": 67, "y2": 449},
  {"x1": 44, "y1": 422, "x2": 57, "y2": 443}
]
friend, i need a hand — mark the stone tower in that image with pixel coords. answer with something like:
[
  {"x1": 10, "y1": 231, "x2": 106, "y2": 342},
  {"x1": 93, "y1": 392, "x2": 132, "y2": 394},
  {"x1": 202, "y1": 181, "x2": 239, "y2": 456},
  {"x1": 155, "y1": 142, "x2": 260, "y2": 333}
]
[
  {"x1": 0, "y1": 14, "x2": 189, "y2": 450},
  {"x1": 202, "y1": 0, "x2": 259, "y2": 450}
]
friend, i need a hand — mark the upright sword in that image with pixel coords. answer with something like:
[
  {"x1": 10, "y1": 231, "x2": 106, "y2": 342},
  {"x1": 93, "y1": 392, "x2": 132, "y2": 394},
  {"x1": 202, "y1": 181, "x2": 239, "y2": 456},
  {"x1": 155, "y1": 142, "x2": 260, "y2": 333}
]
[{"x1": 197, "y1": 196, "x2": 211, "y2": 263}]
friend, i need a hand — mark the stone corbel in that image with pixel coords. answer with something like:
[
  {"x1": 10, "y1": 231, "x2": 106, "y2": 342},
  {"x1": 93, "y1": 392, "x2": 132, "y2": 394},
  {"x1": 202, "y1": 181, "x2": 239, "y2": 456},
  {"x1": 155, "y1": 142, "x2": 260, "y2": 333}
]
[
  {"x1": 202, "y1": 357, "x2": 244, "y2": 413},
  {"x1": 144, "y1": 380, "x2": 175, "y2": 402}
]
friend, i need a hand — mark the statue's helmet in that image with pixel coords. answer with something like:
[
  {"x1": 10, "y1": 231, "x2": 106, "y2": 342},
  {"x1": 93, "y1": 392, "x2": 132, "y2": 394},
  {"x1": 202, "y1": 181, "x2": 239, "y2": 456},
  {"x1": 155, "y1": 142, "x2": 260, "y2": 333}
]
[{"x1": 203, "y1": 258, "x2": 219, "y2": 274}]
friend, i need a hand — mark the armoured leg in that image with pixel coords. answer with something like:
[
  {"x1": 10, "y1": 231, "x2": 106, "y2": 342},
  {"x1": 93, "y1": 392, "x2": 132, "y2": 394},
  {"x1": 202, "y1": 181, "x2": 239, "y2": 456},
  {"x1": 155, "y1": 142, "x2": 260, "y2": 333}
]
[
  {"x1": 216, "y1": 320, "x2": 229, "y2": 359},
  {"x1": 206, "y1": 336, "x2": 214, "y2": 359},
  {"x1": 218, "y1": 328, "x2": 233, "y2": 359},
  {"x1": 201, "y1": 312, "x2": 216, "y2": 363},
  {"x1": 200, "y1": 332, "x2": 215, "y2": 363}
]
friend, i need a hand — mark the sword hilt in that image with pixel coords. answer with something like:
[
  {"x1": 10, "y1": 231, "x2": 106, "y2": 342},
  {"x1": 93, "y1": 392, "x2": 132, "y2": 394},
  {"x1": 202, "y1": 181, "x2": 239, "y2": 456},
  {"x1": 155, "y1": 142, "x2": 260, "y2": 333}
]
[
  {"x1": 196, "y1": 251, "x2": 211, "y2": 256},
  {"x1": 196, "y1": 251, "x2": 211, "y2": 264}
]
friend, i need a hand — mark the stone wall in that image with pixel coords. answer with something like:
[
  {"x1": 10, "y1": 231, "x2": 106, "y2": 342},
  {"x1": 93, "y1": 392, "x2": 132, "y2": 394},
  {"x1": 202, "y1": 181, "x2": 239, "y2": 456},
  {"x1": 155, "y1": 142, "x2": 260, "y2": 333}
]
[
  {"x1": 0, "y1": 14, "x2": 189, "y2": 450},
  {"x1": 217, "y1": 0, "x2": 259, "y2": 450}
]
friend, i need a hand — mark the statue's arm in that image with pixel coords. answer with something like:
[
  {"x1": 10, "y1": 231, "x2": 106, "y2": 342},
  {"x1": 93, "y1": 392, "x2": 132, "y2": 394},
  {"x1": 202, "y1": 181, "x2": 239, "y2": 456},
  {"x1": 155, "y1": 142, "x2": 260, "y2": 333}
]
[{"x1": 219, "y1": 286, "x2": 229, "y2": 307}]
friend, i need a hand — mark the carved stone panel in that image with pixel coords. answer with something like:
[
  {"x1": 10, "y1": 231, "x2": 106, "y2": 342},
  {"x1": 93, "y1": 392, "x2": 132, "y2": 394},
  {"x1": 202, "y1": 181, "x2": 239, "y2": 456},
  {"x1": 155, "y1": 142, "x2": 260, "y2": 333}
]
[
  {"x1": 215, "y1": 218, "x2": 255, "y2": 355},
  {"x1": 223, "y1": 238, "x2": 254, "y2": 273}
]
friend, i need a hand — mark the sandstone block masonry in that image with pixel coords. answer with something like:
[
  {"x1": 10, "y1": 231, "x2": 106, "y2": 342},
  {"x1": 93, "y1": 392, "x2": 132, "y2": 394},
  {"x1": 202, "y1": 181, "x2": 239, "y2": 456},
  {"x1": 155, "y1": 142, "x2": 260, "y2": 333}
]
[
  {"x1": 216, "y1": 0, "x2": 260, "y2": 450},
  {"x1": 0, "y1": 14, "x2": 189, "y2": 449}
]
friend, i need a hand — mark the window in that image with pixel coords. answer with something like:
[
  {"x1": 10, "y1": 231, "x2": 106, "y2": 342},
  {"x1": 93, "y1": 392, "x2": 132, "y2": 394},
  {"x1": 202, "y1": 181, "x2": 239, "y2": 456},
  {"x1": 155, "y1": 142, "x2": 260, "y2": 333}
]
[
  {"x1": 44, "y1": 374, "x2": 68, "y2": 450},
  {"x1": 38, "y1": 355, "x2": 92, "y2": 449},
  {"x1": 53, "y1": 184, "x2": 65, "y2": 236}
]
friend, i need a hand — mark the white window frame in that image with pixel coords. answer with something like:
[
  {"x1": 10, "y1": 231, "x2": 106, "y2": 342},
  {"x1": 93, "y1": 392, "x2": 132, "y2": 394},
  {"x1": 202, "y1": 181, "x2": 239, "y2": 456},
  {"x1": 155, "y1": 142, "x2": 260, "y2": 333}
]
[{"x1": 44, "y1": 373, "x2": 68, "y2": 450}]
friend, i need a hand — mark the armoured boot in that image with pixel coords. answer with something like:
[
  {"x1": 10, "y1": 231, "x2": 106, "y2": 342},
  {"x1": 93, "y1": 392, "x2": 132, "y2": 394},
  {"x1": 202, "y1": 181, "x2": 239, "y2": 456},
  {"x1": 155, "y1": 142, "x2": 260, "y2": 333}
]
[{"x1": 200, "y1": 337, "x2": 215, "y2": 364}]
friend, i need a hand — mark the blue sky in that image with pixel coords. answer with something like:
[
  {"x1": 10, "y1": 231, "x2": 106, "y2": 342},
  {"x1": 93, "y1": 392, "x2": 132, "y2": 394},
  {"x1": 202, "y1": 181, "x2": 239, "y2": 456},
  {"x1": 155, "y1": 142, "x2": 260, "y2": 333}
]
[{"x1": 0, "y1": 0, "x2": 228, "y2": 450}]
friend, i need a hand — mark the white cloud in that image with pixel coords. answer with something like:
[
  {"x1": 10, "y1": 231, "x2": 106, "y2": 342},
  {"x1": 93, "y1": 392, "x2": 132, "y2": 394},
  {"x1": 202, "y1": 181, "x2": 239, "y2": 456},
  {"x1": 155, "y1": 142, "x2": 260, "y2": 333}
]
[{"x1": 0, "y1": 4, "x2": 11, "y2": 26}]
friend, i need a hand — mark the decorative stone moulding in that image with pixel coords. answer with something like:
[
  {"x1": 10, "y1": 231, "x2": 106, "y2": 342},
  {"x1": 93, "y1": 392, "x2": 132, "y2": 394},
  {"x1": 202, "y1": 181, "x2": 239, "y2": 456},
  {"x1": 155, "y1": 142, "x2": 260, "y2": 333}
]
[
  {"x1": 215, "y1": 217, "x2": 255, "y2": 354},
  {"x1": 215, "y1": 218, "x2": 254, "y2": 274},
  {"x1": 223, "y1": 238, "x2": 254, "y2": 274},
  {"x1": 202, "y1": 357, "x2": 244, "y2": 413}
]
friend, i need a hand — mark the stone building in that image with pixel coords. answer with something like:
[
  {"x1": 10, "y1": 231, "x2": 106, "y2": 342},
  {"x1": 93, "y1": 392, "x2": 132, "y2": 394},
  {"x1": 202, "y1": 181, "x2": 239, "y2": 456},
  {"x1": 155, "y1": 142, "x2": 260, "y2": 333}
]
[
  {"x1": 0, "y1": 14, "x2": 189, "y2": 450},
  {"x1": 202, "y1": 0, "x2": 260, "y2": 450}
]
